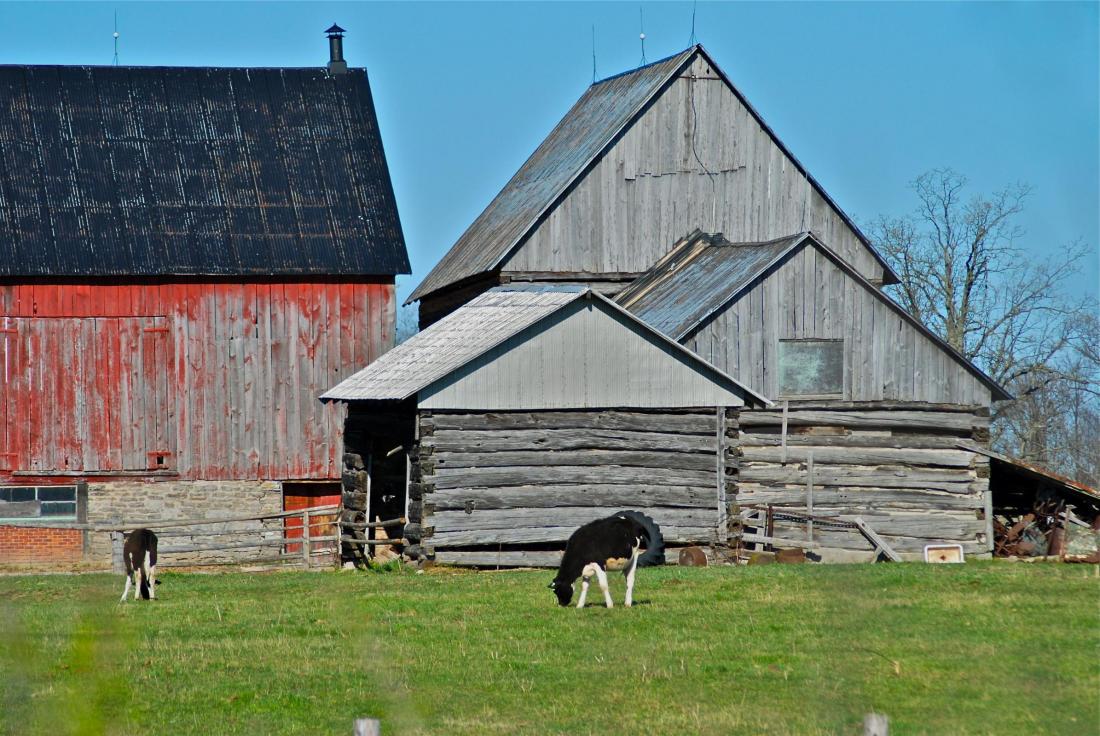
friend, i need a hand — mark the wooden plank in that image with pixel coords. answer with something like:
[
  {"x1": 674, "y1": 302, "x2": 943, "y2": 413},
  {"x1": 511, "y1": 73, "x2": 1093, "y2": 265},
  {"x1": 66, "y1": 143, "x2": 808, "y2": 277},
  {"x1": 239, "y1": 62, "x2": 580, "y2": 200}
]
[
  {"x1": 851, "y1": 517, "x2": 901, "y2": 561},
  {"x1": 432, "y1": 449, "x2": 716, "y2": 472},
  {"x1": 738, "y1": 466, "x2": 978, "y2": 493},
  {"x1": 739, "y1": 433, "x2": 975, "y2": 450},
  {"x1": 429, "y1": 465, "x2": 716, "y2": 490},
  {"x1": 430, "y1": 524, "x2": 714, "y2": 547},
  {"x1": 424, "y1": 411, "x2": 718, "y2": 434},
  {"x1": 739, "y1": 409, "x2": 981, "y2": 432},
  {"x1": 736, "y1": 486, "x2": 984, "y2": 510},
  {"x1": 429, "y1": 506, "x2": 715, "y2": 534},
  {"x1": 426, "y1": 484, "x2": 717, "y2": 511},
  {"x1": 423, "y1": 427, "x2": 718, "y2": 455},
  {"x1": 435, "y1": 550, "x2": 564, "y2": 567},
  {"x1": 741, "y1": 446, "x2": 974, "y2": 468}
]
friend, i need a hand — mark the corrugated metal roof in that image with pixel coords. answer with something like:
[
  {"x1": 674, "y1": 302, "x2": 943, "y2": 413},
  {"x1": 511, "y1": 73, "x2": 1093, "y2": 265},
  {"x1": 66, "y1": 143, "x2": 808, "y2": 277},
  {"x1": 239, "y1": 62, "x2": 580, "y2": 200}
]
[
  {"x1": 963, "y1": 443, "x2": 1099, "y2": 502},
  {"x1": 323, "y1": 285, "x2": 770, "y2": 406},
  {"x1": 617, "y1": 230, "x2": 806, "y2": 339},
  {"x1": 323, "y1": 288, "x2": 579, "y2": 401},
  {"x1": 618, "y1": 230, "x2": 1012, "y2": 401},
  {"x1": 0, "y1": 65, "x2": 409, "y2": 277},
  {"x1": 408, "y1": 44, "x2": 898, "y2": 303}
]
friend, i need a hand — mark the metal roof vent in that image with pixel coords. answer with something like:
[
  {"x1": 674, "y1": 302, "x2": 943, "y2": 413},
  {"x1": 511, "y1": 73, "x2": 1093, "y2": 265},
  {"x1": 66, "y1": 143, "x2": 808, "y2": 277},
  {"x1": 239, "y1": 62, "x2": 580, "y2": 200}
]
[{"x1": 326, "y1": 24, "x2": 347, "y2": 74}]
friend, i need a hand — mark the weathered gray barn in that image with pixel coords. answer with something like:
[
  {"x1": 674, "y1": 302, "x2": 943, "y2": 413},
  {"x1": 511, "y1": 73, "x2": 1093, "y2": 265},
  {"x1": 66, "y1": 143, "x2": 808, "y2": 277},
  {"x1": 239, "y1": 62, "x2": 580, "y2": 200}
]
[
  {"x1": 616, "y1": 231, "x2": 1010, "y2": 558},
  {"x1": 324, "y1": 287, "x2": 767, "y2": 566},
  {"x1": 409, "y1": 45, "x2": 898, "y2": 326},
  {"x1": 340, "y1": 44, "x2": 1088, "y2": 563}
]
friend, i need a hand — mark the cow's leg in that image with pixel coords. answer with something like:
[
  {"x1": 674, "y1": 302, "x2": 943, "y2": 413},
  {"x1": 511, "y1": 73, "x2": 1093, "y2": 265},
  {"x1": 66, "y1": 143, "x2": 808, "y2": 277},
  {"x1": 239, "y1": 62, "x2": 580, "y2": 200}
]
[
  {"x1": 577, "y1": 563, "x2": 597, "y2": 609},
  {"x1": 144, "y1": 552, "x2": 156, "y2": 600},
  {"x1": 624, "y1": 552, "x2": 640, "y2": 608},
  {"x1": 120, "y1": 571, "x2": 132, "y2": 603},
  {"x1": 594, "y1": 565, "x2": 613, "y2": 608}
]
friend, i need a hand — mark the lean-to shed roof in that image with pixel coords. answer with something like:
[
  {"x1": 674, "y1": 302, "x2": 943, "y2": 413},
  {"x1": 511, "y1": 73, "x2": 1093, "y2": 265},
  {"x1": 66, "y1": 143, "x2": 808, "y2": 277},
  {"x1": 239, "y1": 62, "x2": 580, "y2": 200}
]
[
  {"x1": 0, "y1": 65, "x2": 408, "y2": 277},
  {"x1": 617, "y1": 231, "x2": 1012, "y2": 402},
  {"x1": 323, "y1": 285, "x2": 769, "y2": 407},
  {"x1": 409, "y1": 45, "x2": 896, "y2": 303}
]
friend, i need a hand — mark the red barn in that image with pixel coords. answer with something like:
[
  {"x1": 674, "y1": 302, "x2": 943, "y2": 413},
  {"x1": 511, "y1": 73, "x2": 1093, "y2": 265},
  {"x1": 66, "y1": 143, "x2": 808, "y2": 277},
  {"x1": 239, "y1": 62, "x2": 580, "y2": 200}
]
[{"x1": 0, "y1": 34, "x2": 408, "y2": 563}]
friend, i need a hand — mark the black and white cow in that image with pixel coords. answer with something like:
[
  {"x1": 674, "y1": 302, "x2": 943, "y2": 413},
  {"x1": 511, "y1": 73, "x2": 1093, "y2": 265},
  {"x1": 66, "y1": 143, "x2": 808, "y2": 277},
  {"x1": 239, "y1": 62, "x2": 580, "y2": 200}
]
[
  {"x1": 120, "y1": 528, "x2": 158, "y2": 602},
  {"x1": 549, "y1": 511, "x2": 665, "y2": 608}
]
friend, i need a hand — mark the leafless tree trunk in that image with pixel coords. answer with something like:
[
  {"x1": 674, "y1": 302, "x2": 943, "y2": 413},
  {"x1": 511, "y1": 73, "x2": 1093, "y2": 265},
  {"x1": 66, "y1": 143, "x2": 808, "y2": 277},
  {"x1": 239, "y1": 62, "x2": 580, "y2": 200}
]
[{"x1": 870, "y1": 169, "x2": 1098, "y2": 483}]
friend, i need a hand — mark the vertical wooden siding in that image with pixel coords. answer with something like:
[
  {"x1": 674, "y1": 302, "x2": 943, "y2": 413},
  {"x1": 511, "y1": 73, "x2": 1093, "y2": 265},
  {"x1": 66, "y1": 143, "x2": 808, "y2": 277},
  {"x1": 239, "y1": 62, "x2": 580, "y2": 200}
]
[
  {"x1": 683, "y1": 245, "x2": 991, "y2": 405},
  {"x1": 0, "y1": 280, "x2": 394, "y2": 481},
  {"x1": 503, "y1": 56, "x2": 883, "y2": 285}
]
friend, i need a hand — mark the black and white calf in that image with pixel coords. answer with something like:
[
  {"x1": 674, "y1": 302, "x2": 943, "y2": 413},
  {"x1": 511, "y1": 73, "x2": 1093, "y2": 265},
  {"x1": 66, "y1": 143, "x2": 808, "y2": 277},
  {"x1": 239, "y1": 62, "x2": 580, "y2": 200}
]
[
  {"x1": 120, "y1": 528, "x2": 158, "y2": 602},
  {"x1": 549, "y1": 511, "x2": 665, "y2": 608}
]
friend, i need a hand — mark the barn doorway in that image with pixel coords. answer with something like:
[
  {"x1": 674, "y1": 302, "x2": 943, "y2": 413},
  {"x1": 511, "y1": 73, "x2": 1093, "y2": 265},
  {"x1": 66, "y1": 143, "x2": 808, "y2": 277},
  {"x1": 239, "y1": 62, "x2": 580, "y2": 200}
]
[
  {"x1": 283, "y1": 481, "x2": 341, "y2": 556},
  {"x1": 342, "y1": 404, "x2": 416, "y2": 561}
]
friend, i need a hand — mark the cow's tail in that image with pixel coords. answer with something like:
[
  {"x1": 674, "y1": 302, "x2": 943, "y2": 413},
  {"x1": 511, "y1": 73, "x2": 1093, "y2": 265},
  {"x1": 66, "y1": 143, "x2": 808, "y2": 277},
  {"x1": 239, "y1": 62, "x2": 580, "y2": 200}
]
[
  {"x1": 616, "y1": 510, "x2": 665, "y2": 567},
  {"x1": 139, "y1": 550, "x2": 152, "y2": 600}
]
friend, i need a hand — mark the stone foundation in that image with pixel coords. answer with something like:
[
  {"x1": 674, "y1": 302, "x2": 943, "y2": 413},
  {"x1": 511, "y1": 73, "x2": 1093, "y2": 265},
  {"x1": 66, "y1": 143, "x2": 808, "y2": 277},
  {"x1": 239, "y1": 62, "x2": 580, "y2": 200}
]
[{"x1": 87, "y1": 479, "x2": 283, "y2": 566}]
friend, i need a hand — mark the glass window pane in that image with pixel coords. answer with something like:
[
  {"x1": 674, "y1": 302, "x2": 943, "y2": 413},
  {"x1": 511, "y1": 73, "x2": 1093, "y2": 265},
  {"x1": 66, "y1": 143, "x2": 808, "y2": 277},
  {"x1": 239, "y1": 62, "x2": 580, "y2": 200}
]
[
  {"x1": 7, "y1": 487, "x2": 35, "y2": 503},
  {"x1": 779, "y1": 340, "x2": 843, "y2": 396},
  {"x1": 38, "y1": 486, "x2": 77, "y2": 502},
  {"x1": 40, "y1": 502, "x2": 77, "y2": 517}
]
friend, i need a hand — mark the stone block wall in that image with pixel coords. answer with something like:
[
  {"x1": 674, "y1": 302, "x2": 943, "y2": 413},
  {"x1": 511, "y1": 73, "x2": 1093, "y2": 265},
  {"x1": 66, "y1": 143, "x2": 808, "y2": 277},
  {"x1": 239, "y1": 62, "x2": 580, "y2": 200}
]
[{"x1": 87, "y1": 480, "x2": 283, "y2": 566}]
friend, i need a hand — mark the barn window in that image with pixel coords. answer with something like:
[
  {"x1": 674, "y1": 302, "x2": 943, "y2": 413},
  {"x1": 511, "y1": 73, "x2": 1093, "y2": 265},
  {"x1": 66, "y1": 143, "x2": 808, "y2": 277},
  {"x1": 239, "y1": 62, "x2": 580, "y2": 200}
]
[
  {"x1": 778, "y1": 339, "x2": 844, "y2": 397},
  {"x1": 0, "y1": 485, "x2": 78, "y2": 521}
]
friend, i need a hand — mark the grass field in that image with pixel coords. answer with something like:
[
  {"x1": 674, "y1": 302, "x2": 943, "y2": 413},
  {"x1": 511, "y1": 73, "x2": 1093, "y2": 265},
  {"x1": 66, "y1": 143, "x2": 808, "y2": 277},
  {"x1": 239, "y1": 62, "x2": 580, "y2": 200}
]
[{"x1": 1, "y1": 561, "x2": 1096, "y2": 735}]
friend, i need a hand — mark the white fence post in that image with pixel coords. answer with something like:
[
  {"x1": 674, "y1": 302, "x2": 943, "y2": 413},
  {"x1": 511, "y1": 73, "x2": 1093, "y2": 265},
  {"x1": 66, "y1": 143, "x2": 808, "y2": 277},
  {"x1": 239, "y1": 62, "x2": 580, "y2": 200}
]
[
  {"x1": 301, "y1": 509, "x2": 311, "y2": 568},
  {"x1": 111, "y1": 531, "x2": 125, "y2": 573},
  {"x1": 864, "y1": 712, "x2": 888, "y2": 736},
  {"x1": 353, "y1": 717, "x2": 381, "y2": 736}
]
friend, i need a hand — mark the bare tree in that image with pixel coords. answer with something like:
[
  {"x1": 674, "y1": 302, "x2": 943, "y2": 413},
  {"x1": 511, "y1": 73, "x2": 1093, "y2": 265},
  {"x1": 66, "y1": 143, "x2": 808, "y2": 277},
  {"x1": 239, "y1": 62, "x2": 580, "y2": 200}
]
[
  {"x1": 870, "y1": 168, "x2": 1098, "y2": 478},
  {"x1": 395, "y1": 301, "x2": 420, "y2": 345}
]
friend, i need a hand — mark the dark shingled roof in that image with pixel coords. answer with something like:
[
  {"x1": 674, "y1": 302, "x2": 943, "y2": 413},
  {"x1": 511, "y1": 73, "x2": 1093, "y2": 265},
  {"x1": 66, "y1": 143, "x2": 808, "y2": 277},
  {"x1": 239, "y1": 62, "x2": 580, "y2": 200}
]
[
  {"x1": 0, "y1": 65, "x2": 409, "y2": 277},
  {"x1": 409, "y1": 44, "x2": 897, "y2": 303},
  {"x1": 617, "y1": 230, "x2": 1012, "y2": 402}
]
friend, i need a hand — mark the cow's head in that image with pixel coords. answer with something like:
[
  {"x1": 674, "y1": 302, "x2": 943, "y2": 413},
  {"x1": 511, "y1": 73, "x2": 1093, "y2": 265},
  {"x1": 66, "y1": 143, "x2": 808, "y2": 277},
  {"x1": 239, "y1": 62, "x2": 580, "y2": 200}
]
[{"x1": 548, "y1": 578, "x2": 573, "y2": 607}]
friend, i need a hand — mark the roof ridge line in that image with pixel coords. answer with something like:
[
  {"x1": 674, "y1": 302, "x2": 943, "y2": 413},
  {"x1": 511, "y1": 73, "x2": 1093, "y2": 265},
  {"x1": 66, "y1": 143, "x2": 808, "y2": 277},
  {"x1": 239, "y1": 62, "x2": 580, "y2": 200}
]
[{"x1": 592, "y1": 45, "x2": 697, "y2": 86}]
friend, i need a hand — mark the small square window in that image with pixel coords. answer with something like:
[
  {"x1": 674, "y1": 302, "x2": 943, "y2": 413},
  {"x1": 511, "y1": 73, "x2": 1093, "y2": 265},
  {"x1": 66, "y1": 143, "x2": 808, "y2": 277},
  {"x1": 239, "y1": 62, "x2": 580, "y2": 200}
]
[{"x1": 778, "y1": 340, "x2": 844, "y2": 397}]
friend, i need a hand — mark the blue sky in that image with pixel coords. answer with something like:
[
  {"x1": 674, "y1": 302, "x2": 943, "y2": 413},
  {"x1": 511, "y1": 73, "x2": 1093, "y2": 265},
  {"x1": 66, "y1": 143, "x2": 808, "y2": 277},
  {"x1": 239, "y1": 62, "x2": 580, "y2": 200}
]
[{"x1": 2, "y1": 1, "x2": 1097, "y2": 306}]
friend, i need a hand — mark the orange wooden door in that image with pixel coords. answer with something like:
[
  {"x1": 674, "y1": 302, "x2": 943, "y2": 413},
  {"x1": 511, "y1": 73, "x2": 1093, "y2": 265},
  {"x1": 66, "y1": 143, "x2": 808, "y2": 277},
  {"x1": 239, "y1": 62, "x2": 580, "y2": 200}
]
[{"x1": 284, "y1": 482, "x2": 341, "y2": 556}]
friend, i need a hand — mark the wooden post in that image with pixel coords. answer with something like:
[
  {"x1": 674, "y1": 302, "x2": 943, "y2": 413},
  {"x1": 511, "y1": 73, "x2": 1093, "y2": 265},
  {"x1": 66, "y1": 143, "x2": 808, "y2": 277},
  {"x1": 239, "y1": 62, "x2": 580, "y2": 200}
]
[
  {"x1": 716, "y1": 406, "x2": 727, "y2": 543},
  {"x1": 806, "y1": 451, "x2": 814, "y2": 544},
  {"x1": 333, "y1": 517, "x2": 341, "y2": 568},
  {"x1": 301, "y1": 509, "x2": 311, "y2": 568},
  {"x1": 353, "y1": 717, "x2": 381, "y2": 736},
  {"x1": 365, "y1": 450, "x2": 373, "y2": 557},
  {"x1": 780, "y1": 400, "x2": 789, "y2": 464},
  {"x1": 864, "y1": 712, "x2": 888, "y2": 736},
  {"x1": 110, "y1": 531, "x2": 125, "y2": 573}
]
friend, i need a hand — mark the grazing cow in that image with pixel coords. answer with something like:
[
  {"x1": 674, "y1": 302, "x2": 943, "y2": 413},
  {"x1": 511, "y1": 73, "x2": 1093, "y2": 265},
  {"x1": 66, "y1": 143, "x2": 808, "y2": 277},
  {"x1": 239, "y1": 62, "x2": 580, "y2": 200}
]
[
  {"x1": 120, "y1": 529, "x2": 158, "y2": 602},
  {"x1": 549, "y1": 511, "x2": 665, "y2": 608}
]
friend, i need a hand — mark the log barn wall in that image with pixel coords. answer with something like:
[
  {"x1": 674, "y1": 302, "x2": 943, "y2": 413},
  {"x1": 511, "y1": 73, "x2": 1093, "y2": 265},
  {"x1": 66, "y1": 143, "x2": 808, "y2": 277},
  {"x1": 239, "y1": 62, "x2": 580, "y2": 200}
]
[
  {"x1": 735, "y1": 403, "x2": 992, "y2": 560},
  {"x1": 414, "y1": 408, "x2": 738, "y2": 567},
  {"x1": 0, "y1": 279, "x2": 395, "y2": 482}
]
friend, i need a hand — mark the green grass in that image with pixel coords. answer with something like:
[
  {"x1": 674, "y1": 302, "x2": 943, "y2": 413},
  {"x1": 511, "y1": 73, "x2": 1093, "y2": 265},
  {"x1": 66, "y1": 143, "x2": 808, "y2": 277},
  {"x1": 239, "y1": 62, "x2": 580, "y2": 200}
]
[{"x1": 1, "y1": 562, "x2": 1097, "y2": 735}]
